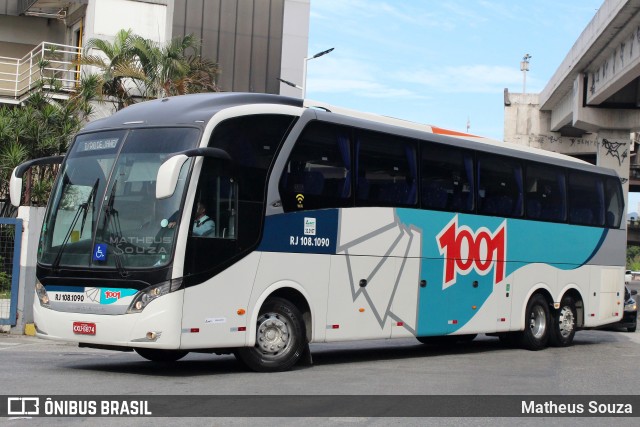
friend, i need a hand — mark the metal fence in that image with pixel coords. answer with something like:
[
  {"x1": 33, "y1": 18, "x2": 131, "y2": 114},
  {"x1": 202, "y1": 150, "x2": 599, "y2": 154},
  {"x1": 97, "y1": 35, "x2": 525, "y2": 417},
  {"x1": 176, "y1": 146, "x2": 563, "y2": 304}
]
[
  {"x1": 0, "y1": 218, "x2": 22, "y2": 326},
  {"x1": 0, "y1": 42, "x2": 82, "y2": 101}
]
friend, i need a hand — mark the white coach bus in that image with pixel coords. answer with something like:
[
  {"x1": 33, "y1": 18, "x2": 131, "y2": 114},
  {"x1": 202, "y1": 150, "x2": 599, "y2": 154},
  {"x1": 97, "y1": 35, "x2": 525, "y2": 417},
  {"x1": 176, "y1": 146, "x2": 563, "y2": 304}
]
[{"x1": 11, "y1": 93, "x2": 626, "y2": 371}]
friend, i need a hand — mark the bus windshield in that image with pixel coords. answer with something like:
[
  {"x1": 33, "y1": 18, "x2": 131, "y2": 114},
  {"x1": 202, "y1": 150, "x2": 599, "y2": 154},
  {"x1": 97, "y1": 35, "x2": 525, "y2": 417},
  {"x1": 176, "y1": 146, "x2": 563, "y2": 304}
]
[{"x1": 39, "y1": 127, "x2": 200, "y2": 269}]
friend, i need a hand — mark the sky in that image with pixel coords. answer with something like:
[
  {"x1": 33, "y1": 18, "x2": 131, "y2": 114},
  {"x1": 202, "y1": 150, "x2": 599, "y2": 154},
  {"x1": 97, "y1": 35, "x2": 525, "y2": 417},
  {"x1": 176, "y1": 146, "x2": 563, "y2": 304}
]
[{"x1": 305, "y1": 0, "x2": 638, "y2": 210}]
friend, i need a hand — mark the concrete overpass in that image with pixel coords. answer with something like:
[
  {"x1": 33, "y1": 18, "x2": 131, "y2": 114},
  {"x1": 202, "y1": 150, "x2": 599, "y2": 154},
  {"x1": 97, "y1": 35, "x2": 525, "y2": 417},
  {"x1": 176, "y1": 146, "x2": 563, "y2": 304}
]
[{"x1": 505, "y1": 0, "x2": 640, "y2": 206}]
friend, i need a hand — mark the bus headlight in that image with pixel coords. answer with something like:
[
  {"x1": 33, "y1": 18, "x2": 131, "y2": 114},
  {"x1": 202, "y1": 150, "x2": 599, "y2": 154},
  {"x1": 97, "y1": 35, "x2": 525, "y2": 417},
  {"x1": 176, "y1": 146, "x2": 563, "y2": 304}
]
[
  {"x1": 35, "y1": 280, "x2": 50, "y2": 308},
  {"x1": 126, "y1": 279, "x2": 182, "y2": 313}
]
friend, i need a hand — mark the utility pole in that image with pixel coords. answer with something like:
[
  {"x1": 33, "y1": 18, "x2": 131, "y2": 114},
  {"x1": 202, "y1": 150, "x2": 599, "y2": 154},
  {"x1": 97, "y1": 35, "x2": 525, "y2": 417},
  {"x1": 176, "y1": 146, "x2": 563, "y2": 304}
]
[{"x1": 520, "y1": 54, "x2": 532, "y2": 94}]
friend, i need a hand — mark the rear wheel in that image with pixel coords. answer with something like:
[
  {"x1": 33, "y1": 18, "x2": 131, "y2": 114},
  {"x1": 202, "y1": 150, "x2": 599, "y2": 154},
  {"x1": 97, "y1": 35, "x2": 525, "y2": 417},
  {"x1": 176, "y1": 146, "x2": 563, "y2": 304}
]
[
  {"x1": 549, "y1": 296, "x2": 577, "y2": 347},
  {"x1": 134, "y1": 348, "x2": 188, "y2": 362},
  {"x1": 519, "y1": 294, "x2": 550, "y2": 351},
  {"x1": 235, "y1": 297, "x2": 306, "y2": 372}
]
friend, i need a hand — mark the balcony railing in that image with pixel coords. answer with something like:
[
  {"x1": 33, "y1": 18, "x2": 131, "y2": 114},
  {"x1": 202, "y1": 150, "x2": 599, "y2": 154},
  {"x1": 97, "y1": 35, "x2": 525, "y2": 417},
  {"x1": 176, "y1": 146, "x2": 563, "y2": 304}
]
[{"x1": 0, "y1": 42, "x2": 82, "y2": 102}]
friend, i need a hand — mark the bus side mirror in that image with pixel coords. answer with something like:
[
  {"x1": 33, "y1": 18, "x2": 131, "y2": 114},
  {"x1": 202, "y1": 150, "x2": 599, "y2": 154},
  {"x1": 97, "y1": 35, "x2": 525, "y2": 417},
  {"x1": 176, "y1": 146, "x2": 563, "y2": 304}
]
[
  {"x1": 156, "y1": 154, "x2": 189, "y2": 199},
  {"x1": 156, "y1": 148, "x2": 232, "y2": 200},
  {"x1": 10, "y1": 155, "x2": 64, "y2": 207},
  {"x1": 9, "y1": 168, "x2": 23, "y2": 207}
]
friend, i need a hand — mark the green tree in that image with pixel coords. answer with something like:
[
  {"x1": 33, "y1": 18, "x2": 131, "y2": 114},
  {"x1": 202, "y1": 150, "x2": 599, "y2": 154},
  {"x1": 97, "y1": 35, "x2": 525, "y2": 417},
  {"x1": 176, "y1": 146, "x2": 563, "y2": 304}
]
[
  {"x1": 81, "y1": 29, "x2": 219, "y2": 109},
  {"x1": 0, "y1": 52, "x2": 97, "y2": 208}
]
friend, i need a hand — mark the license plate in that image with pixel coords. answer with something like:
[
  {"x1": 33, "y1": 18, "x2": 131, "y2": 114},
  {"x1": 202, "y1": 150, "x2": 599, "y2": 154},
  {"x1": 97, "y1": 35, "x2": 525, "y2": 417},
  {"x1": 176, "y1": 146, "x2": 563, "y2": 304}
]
[{"x1": 72, "y1": 322, "x2": 96, "y2": 335}]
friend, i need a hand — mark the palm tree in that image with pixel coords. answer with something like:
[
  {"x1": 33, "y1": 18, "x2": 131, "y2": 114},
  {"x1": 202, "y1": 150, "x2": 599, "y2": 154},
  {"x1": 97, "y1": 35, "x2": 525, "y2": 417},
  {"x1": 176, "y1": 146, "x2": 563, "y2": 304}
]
[
  {"x1": 81, "y1": 29, "x2": 219, "y2": 108},
  {"x1": 80, "y1": 29, "x2": 143, "y2": 110}
]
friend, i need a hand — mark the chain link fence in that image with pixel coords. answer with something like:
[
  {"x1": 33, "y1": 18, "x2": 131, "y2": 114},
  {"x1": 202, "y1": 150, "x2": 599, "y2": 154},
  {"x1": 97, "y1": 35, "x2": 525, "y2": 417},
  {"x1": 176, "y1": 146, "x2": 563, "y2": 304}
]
[{"x1": 0, "y1": 214, "x2": 22, "y2": 326}]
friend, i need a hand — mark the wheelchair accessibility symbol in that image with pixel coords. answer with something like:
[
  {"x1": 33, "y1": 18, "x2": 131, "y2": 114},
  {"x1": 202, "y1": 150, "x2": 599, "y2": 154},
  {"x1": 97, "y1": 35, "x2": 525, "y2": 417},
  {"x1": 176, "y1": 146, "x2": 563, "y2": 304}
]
[{"x1": 93, "y1": 243, "x2": 107, "y2": 261}]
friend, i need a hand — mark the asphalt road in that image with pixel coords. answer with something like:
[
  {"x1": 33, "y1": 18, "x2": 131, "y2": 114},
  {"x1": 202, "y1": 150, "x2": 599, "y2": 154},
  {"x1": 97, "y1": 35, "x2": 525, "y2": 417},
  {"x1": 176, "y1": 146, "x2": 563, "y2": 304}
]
[{"x1": 1, "y1": 321, "x2": 640, "y2": 426}]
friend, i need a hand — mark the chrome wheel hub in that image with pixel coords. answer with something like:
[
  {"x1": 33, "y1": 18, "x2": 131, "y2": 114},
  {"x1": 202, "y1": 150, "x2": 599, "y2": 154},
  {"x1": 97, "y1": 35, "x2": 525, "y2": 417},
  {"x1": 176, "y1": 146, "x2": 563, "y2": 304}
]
[
  {"x1": 558, "y1": 306, "x2": 575, "y2": 338},
  {"x1": 256, "y1": 313, "x2": 291, "y2": 357},
  {"x1": 529, "y1": 305, "x2": 547, "y2": 339}
]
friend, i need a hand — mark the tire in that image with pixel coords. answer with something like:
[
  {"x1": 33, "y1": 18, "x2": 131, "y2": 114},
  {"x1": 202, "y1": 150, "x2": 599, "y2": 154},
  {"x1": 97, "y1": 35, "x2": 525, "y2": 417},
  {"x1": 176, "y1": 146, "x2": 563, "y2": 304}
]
[
  {"x1": 519, "y1": 294, "x2": 551, "y2": 351},
  {"x1": 134, "y1": 348, "x2": 188, "y2": 362},
  {"x1": 235, "y1": 297, "x2": 306, "y2": 372},
  {"x1": 549, "y1": 296, "x2": 577, "y2": 347}
]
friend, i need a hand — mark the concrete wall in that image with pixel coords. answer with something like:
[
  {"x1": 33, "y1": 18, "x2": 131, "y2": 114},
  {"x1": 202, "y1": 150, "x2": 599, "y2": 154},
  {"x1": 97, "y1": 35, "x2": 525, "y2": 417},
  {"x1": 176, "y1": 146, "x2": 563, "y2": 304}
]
[
  {"x1": 172, "y1": 0, "x2": 309, "y2": 96},
  {"x1": 0, "y1": 15, "x2": 66, "y2": 53}
]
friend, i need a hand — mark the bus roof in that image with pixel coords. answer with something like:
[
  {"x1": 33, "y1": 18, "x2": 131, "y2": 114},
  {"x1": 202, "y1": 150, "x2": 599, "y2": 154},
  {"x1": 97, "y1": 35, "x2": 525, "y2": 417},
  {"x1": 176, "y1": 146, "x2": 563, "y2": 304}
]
[
  {"x1": 81, "y1": 92, "x2": 303, "y2": 132},
  {"x1": 79, "y1": 92, "x2": 608, "y2": 174}
]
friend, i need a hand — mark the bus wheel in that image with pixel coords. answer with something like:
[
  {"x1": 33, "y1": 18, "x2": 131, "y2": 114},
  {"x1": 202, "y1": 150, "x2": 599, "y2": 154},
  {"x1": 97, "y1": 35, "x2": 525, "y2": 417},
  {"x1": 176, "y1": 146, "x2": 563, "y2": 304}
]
[
  {"x1": 235, "y1": 297, "x2": 306, "y2": 372},
  {"x1": 519, "y1": 294, "x2": 550, "y2": 351},
  {"x1": 134, "y1": 348, "x2": 188, "y2": 362},
  {"x1": 549, "y1": 296, "x2": 577, "y2": 347}
]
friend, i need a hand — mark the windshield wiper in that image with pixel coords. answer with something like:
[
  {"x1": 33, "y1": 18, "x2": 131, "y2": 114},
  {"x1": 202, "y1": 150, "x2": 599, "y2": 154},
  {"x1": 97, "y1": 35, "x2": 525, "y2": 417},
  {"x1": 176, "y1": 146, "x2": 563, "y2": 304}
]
[
  {"x1": 52, "y1": 179, "x2": 99, "y2": 271},
  {"x1": 101, "y1": 180, "x2": 129, "y2": 278}
]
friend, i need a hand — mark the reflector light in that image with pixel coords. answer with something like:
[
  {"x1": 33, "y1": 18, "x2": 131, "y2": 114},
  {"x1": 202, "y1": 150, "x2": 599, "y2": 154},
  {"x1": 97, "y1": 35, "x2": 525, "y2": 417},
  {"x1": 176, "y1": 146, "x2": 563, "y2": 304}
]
[
  {"x1": 590, "y1": 313, "x2": 595, "y2": 317},
  {"x1": 359, "y1": 308, "x2": 365, "y2": 312},
  {"x1": 614, "y1": 312, "x2": 619, "y2": 316},
  {"x1": 190, "y1": 328, "x2": 199, "y2": 333},
  {"x1": 238, "y1": 326, "x2": 246, "y2": 332},
  {"x1": 500, "y1": 318, "x2": 506, "y2": 322},
  {"x1": 332, "y1": 324, "x2": 339, "y2": 329},
  {"x1": 448, "y1": 320, "x2": 458, "y2": 325},
  {"x1": 472, "y1": 305, "x2": 477, "y2": 310},
  {"x1": 237, "y1": 309, "x2": 246, "y2": 315},
  {"x1": 397, "y1": 322, "x2": 404, "y2": 326}
]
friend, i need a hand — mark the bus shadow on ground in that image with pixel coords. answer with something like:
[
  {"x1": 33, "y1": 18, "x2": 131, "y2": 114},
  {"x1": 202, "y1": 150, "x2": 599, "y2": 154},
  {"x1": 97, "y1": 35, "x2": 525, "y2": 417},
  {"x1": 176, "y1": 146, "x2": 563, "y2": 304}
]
[{"x1": 65, "y1": 332, "x2": 618, "y2": 376}]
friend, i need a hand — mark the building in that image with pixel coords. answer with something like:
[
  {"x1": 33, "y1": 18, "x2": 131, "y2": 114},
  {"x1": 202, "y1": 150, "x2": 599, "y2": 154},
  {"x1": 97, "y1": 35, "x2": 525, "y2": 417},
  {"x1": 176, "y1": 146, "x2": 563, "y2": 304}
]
[{"x1": 0, "y1": 0, "x2": 309, "y2": 106}]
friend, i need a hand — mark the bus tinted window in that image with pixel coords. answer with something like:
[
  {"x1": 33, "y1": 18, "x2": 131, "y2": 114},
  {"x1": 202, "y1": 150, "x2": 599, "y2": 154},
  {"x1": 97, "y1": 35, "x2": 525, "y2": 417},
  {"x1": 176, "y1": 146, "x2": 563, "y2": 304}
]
[
  {"x1": 477, "y1": 154, "x2": 523, "y2": 217},
  {"x1": 525, "y1": 164, "x2": 566, "y2": 222},
  {"x1": 568, "y1": 172, "x2": 604, "y2": 226},
  {"x1": 421, "y1": 143, "x2": 474, "y2": 212},
  {"x1": 210, "y1": 114, "x2": 297, "y2": 202},
  {"x1": 279, "y1": 121, "x2": 352, "y2": 211},
  {"x1": 604, "y1": 176, "x2": 623, "y2": 228},
  {"x1": 356, "y1": 130, "x2": 417, "y2": 207}
]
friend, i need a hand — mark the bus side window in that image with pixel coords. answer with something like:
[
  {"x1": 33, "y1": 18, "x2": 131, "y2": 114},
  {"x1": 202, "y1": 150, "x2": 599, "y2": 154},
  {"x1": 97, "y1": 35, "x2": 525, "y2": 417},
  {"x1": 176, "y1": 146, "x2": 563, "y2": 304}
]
[
  {"x1": 477, "y1": 154, "x2": 523, "y2": 218},
  {"x1": 279, "y1": 121, "x2": 352, "y2": 212},
  {"x1": 355, "y1": 130, "x2": 417, "y2": 207},
  {"x1": 525, "y1": 164, "x2": 566, "y2": 222},
  {"x1": 421, "y1": 143, "x2": 474, "y2": 213},
  {"x1": 604, "y1": 176, "x2": 623, "y2": 228},
  {"x1": 568, "y1": 172, "x2": 604, "y2": 226}
]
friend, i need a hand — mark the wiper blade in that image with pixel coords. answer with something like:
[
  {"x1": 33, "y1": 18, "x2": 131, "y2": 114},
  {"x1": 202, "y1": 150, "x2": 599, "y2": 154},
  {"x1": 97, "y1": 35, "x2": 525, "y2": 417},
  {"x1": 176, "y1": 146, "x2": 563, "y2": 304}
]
[
  {"x1": 52, "y1": 179, "x2": 99, "y2": 271},
  {"x1": 101, "y1": 180, "x2": 129, "y2": 278}
]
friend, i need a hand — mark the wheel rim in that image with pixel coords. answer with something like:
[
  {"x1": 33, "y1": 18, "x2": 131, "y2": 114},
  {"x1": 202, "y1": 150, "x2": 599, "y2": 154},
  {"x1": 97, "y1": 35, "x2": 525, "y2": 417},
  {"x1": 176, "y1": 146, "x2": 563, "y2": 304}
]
[
  {"x1": 529, "y1": 305, "x2": 547, "y2": 339},
  {"x1": 256, "y1": 312, "x2": 292, "y2": 359},
  {"x1": 558, "y1": 306, "x2": 575, "y2": 338}
]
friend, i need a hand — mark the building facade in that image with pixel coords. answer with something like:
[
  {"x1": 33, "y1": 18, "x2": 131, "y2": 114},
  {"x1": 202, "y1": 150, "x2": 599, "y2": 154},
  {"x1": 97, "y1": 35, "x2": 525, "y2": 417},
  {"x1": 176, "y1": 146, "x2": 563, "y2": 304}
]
[{"x1": 0, "y1": 0, "x2": 309, "y2": 105}]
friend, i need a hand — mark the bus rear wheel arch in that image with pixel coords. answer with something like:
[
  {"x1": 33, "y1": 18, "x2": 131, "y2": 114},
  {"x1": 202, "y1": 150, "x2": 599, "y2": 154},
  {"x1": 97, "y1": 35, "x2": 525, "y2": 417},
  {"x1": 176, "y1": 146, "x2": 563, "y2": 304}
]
[{"x1": 235, "y1": 296, "x2": 307, "y2": 372}]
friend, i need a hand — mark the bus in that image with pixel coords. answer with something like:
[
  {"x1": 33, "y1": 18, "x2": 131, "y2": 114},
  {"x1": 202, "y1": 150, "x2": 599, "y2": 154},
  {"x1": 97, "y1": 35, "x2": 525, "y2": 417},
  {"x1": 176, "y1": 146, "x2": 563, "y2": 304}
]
[{"x1": 10, "y1": 92, "x2": 626, "y2": 372}]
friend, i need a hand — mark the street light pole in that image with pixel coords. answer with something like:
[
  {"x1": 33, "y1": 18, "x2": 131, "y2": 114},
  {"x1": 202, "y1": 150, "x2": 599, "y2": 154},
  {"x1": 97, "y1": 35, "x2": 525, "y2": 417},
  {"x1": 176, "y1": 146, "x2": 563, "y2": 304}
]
[{"x1": 301, "y1": 47, "x2": 334, "y2": 99}]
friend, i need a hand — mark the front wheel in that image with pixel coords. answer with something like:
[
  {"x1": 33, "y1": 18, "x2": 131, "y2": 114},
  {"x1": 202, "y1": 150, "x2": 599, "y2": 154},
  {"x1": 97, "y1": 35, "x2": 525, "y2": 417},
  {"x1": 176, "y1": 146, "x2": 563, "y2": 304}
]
[
  {"x1": 235, "y1": 297, "x2": 306, "y2": 372},
  {"x1": 549, "y1": 296, "x2": 577, "y2": 347},
  {"x1": 134, "y1": 348, "x2": 188, "y2": 362},
  {"x1": 519, "y1": 294, "x2": 550, "y2": 351}
]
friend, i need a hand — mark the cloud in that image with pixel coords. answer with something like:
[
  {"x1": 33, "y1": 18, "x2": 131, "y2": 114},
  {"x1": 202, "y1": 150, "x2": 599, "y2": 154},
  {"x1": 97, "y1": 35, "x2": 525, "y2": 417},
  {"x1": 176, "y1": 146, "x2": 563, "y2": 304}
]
[{"x1": 393, "y1": 65, "x2": 541, "y2": 93}]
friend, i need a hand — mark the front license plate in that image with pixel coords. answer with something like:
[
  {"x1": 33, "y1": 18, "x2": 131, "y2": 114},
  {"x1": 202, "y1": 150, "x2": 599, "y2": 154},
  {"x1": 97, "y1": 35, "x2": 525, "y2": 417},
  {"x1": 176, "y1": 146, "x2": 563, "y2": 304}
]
[{"x1": 72, "y1": 322, "x2": 96, "y2": 335}]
